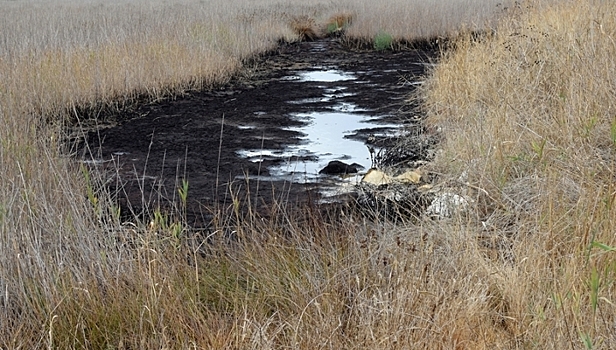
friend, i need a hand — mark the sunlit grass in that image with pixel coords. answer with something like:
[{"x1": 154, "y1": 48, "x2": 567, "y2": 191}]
[{"x1": 421, "y1": 0, "x2": 616, "y2": 346}]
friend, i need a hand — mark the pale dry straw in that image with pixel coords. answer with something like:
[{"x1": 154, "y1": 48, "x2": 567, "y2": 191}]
[{"x1": 421, "y1": 0, "x2": 616, "y2": 346}]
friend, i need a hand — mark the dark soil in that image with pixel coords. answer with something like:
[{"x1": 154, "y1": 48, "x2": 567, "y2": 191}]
[{"x1": 75, "y1": 38, "x2": 438, "y2": 227}]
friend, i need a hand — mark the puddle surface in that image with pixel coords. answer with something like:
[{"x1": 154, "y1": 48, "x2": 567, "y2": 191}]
[
  {"x1": 272, "y1": 110, "x2": 395, "y2": 180},
  {"x1": 238, "y1": 68, "x2": 400, "y2": 183},
  {"x1": 296, "y1": 69, "x2": 355, "y2": 82}
]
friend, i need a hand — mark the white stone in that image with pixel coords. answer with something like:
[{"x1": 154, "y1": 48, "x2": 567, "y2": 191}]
[{"x1": 425, "y1": 192, "x2": 471, "y2": 219}]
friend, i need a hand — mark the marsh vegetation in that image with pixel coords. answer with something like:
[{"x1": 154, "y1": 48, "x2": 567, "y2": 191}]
[{"x1": 2, "y1": 0, "x2": 616, "y2": 348}]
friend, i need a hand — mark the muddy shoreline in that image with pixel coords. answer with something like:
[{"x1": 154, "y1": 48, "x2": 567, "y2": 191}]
[{"x1": 77, "y1": 39, "x2": 438, "y2": 226}]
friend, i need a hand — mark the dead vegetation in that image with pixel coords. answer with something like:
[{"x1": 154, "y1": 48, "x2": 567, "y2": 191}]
[
  {"x1": 289, "y1": 15, "x2": 319, "y2": 41},
  {"x1": 289, "y1": 12, "x2": 355, "y2": 41},
  {"x1": 6, "y1": 0, "x2": 616, "y2": 348},
  {"x1": 419, "y1": 0, "x2": 616, "y2": 346}
]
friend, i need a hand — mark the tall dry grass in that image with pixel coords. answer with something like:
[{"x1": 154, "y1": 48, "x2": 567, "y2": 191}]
[
  {"x1": 0, "y1": 0, "x2": 544, "y2": 348},
  {"x1": 345, "y1": 0, "x2": 506, "y2": 42},
  {"x1": 421, "y1": 0, "x2": 616, "y2": 347},
  {"x1": 0, "y1": 2, "x2": 292, "y2": 347}
]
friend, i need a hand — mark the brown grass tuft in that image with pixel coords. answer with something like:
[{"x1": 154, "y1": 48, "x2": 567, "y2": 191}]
[
  {"x1": 324, "y1": 13, "x2": 354, "y2": 36},
  {"x1": 289, "y1": 15, "x2": 319, "y2": 41}
]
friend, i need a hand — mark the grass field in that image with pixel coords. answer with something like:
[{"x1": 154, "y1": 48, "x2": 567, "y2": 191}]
[{"x1": 3, "y1": 0, "x2": 616, "y2": 348}]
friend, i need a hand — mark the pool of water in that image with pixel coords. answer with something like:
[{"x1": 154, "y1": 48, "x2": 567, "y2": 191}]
[
  {"x1": 297, "y1": 69, "x2": 356, "y2": 82},
  {"x1": 238, "y1": 68, "x2": 400, "y2": 183}
]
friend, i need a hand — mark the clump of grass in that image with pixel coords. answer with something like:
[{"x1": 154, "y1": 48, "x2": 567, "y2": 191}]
[
  {"x1": 373, "y1": 30, "x2": 393, "y2": 51},
  {"x1": 325, "y1": 13, "x2": 353, "y2": 36},
  {"x1": 289, "y1": 15, "x2": 318, "y2": 41}
]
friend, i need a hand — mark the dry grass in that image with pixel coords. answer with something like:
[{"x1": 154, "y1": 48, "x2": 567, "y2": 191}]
[
  {"x1": 344, "y1": 0, "x2": 506, "y2": 42},
  {"x1": 11, "y1": 0, "x2": 616, "y2": 348},
  {"x1": 290, "y1": 15, "x2": 319, "y2": 41},
  {"x1": 420, "y1": 0, "x2": 616, "y2": 347},
  {"x1": 7, "y1": 205, "x2": 521, "y2": 349}
]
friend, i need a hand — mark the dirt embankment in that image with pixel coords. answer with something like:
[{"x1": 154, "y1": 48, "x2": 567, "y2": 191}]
[{"x1": 77, "y1": 39, "x2": 438, "y2": 226}]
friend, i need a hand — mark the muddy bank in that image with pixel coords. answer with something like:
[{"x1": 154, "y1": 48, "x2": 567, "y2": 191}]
[{"x1": 76, "y1": 39, "x2": 438, "y2": 226}]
